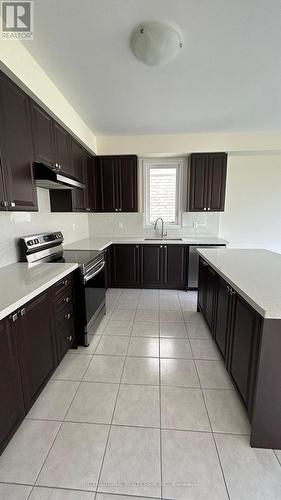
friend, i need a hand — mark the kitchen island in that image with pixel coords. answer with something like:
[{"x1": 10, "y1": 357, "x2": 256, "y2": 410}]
[{"x1": 197, "y1": 248, "x2": 281, "y2": 449}]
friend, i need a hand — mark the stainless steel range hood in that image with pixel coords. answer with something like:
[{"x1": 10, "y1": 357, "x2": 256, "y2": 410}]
[{"x1": 34, "y1": 161, "x2": 85, "y2": 190}]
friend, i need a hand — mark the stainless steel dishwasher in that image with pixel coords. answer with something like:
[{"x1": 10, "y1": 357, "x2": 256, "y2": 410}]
[{"x1": 188, "y1": 245, "x2": 225, "y2": 289}]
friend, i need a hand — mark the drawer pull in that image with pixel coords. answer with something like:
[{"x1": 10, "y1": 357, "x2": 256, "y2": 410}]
[
  {"x1": 64, "y1": 313, "x2": 71, "y2": 320},
  {"x1": 66, "y1": 335, "x2": 73, "y2": 342},
  {"x1": 63, "y1": 297, "x2": 70, "y2": 304}
]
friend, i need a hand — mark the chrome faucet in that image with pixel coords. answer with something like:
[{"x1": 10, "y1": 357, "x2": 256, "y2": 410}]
[{"x1": 153, "y1": 217, "x2": 167, "y2": 239}]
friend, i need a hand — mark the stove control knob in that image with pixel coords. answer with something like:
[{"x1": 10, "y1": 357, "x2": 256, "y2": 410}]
[{"x1": 27, "y1": 240, "x2": 33, "y2": 246}]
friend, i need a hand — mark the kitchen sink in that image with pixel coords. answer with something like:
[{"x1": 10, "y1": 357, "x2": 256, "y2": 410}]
[{"x1": 144, "y1": 238, "x2": 183, "y2": 241}]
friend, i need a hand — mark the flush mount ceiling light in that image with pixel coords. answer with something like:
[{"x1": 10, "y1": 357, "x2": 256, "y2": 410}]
[{"x1": 131, "y1": 22, "x2": 183, "y2": 66}]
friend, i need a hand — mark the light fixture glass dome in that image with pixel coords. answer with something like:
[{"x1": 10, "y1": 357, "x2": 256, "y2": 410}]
[{"x1": 131, "y1": 22, "x2": 183, "y2": 66}]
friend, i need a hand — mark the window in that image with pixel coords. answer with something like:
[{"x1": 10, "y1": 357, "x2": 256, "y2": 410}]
[{"x1": 144, "y1": 159, "x2": 183, "y2": 227}]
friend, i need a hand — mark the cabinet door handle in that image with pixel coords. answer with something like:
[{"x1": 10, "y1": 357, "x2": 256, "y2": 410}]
[
  {"x1": 136, "y1": 245, "x2": 139, "y2": 248},
  {"x1": 203, "y1": 207, "x2": 206, "y2": 211},
  {"x1": 66, "y1": 335, "x2": 73, "y2": 342},
  {"x1": 164, "y1": 245, "x2": 167, "y2": 249},
  {"x1": 63, "y1": 279, "x2": 68, "y2": 286},
  {"x1": 1, "y1": 201, "x2": 8, "y2": 207},
  {"x1": 115, "y1": 208, "x2": 118, "y2": 212},
  {"x1": 10, "y1": 202, "x2": 16, "y2": 207},
  {"x1": 207, "y1": 207, "x2": 210, "y2": 211},
  {"x1": 64, "y1": 313, "x2": 71, "y2": 320},
  {"x1": 9, "y1": 313, "x2": 18, "y2": 322},
  {"x1": 63, "y1": 297, "x2": 70, "y2": 303},
  {"x1": 160, "y1": 245, "x2": 163, "y2": 248},
  {"x1": 20, "y1": 308, "x2": 25, "y2": 316}
]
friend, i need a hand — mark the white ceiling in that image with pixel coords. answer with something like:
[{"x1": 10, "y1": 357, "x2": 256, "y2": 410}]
[{"x1": 23, "y1": 0, "x2": 281, "y2": 135}]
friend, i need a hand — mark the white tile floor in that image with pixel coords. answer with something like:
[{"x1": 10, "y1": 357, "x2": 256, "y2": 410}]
[{"x1": 0, "y1": 288, "x2": 280, "y2": 500}]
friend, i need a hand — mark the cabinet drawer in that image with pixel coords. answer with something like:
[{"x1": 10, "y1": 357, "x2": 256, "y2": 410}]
[
  {"x1": 54, "y1": 275, "x2": 73, "y2": 296},
  {"x1": 54, "y1": 286, "x2": 72, "y2": 315},
  {"x1": 55, "y1": 304, "x2": 73, "y2": 334},
  {"x1": 58, "y1": 321, "x2": 74, "y2": 361}
]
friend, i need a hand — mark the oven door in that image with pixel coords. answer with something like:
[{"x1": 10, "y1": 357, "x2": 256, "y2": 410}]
[{"x1": 83, "y1": 260, "x2": 106, "y2": 339}]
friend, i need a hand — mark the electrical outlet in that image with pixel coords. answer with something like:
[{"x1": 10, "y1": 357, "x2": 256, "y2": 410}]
[
  {"x1": 119, "y1": 221, "x2": 124, "y2": 229},
  {"x1": 72, "y1": 223, "x2": 76, "y2": 231}
]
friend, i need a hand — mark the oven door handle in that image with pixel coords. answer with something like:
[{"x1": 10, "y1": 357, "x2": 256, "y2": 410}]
[{"x1": 83, "y1": 261, "x2": 105, "y2": 284}]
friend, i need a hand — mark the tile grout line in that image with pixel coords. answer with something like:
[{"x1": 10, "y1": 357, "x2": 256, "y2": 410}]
[
  {"x1": 157, "y1": 289, "x2": 164, "y2": 500},
  {"x1": 180, "y1": 294, "x2": 231, "y2": 500},
  {"x1": 26, "y1": 348, "x2": 95, "y2": 499},
  {"x1": 94, "y1": 288, "x2": 141, "y2": 496}
]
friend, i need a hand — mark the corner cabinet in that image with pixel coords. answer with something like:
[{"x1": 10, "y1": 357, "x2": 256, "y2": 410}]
[
  {"x1": 188, "y1": 153, "x2": 227, "y2": 212},
  {"x1": 95, "y1": 155, "x2": 138, "y2": 212},
  {"x1": 0, "y1": 72, "x2": 37, "y2": 211}
]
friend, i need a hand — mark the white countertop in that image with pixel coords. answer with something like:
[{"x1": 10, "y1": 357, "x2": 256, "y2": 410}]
[
  {"x1": 197, "y1": 248, "x2": 281, "y2": 319},
  {"x1": 64, "y1": 236, "x2": 228, "y2": 251},
  {"x1": 0, "y1": 262, "x2": 78, "y2": 321}
]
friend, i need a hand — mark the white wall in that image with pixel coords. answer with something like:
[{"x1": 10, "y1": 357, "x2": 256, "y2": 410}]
[
  {"x1": 88, "y1": 212, "x2": 220, "y2": 239},
  {"x1": 219, "y1": 153, "x2": 281, "y2": 253},
  {"x1": 0, "y1": 38, "x2": 97, "y2": 153},
  {"x1": 97, "y1": 131, "x2": 281, "y2": 156},
  {"x1": 0, "y1": 189, "x2": 89, "y2": 268}
]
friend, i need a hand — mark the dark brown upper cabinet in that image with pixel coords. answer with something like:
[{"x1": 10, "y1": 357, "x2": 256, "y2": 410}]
[
  {"x1": 30, "y1": 100, "x2": 55, "y2": 165},
  {"x1": 53, "y1": 121, "x2": 71, "y2": 174},
  {"x1": 50, "y1": 140, "x2": 90, "y2": 213},
  {"x1": 95, "y1": 155, "x2": 138, "y2": 212},
  {"x1": 85, "y1": 154, "x2": 97, "y2": 211},
  {"x1": 0, "y1": 317, "x2": 25, "y2": 454},
  {"x1": 71, "y1": 139, "x2": 88, "y2": 212},
  {"x1": 0, "y1": 72, "x2": 37, "y2": 211},
  {"x1": 188, "y1": 152, "x2": 227, "y2": 212}
]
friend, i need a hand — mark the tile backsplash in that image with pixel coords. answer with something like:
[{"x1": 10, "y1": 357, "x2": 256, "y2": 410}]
[
  {"x1": 89, "y1": 212, "x2": 220, "y2": 239},
  {"x1": 0, "y1": 188, "x2": 89, "y2": 268}
]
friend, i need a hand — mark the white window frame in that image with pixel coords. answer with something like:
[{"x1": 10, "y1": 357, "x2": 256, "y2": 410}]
[{"x1": 143, "y1": 158, "x2": 183, "y2": 228}]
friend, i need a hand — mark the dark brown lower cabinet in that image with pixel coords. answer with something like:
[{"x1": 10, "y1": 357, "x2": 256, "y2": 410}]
[
  {"x1": 0, "y1": 273, "x2": 75, "y2": 454},
  {"x1": 204, "y1": 266, "x2": 217, "y2": 332},
  {"x1": 139, "y1": 245, "x2": 163, "y2": 288},
  {"x1": 198, "y1": 258, "x2": 281, "y2": 449},
  {"x1": 111, "y1": 245, "x2": 139, "y2": 287},
  {"x1": 214, "y1": 277, "x2": 230, "y2": 359},
  {"x1": 163, "y1": 245, "x2": 187, "y2": 289},
  {"x1": 16, "y1": 291, "x2": 57, "y2": 412},
  {"x1": 0, "y1": 317, "x2": 25, "y2": 453},
  {"x1": 228, "y1": 293, "x2": 261, "y2": 408},
  {"x1": 110, "y1": 244, "x2": 187, "y2": 289}
]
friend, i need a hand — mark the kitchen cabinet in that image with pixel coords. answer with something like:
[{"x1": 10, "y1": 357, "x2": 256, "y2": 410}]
[
  {"x1": 0, "y1": 72, "x2": 37, "y2": 211},
  {"x1": 111, "y1": 245, "x2": 139, "y2": 287},
  {"x1": 71, "y1": 139, "x2": 87, "y2": 212},
  {"x1": 197, "y1": 258, "x2": 216, "y2": 332},
  {"x1": 30, "y1": 100, "x2": 55, "y2": 165},
  {"x1": 162, "y1": 245, "x2": 187, "y2": 289},
  {"x1": 49, "y1": 142, "x2": 90, "y2": 213},
  {"x1": 188, "y1": 152, "x2": 227, "y2": 212},
  {"x1": 0, "y1": 273, "x2": 76, "y2": 453},
  {"x1": 85, "y1": 154, "x2": 97, "y2": 211},
  {"x1": 0, "y1": 317, "x2": 25, "y2": 454},
  {"x1": 214, "y1": 276, "x2": 230, "y2": 359},
  {"x1": 16, "y1": 291, "x2": 57, "y2": 411},
  {"x1": 229, "y1": 293, "x2": 261, "y2": 407},
  {"x1": 139, "y1": 245, "x2": 163, "y2": 288},
  {"x1": 95, "y1": 155, "x2": 138, "y2": 212},
  {"x1": 198, "y1": 258, "x2": 261, "y2": 411},
  {"x1": 51, "y1": 274, "x2": 75, "y2": 362},
  {"x1": 53, "y1": 121, "x2": 71, "y2": 174},
  {"x1": 197, "y1": 257, "x2": 208, "y2": 313},
  {"x1": 110, "y1": 244, "x2": 186, "y2": 289}
]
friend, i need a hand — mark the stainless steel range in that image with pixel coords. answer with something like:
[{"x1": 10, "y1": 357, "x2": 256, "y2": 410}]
[{"x1": 19, "y1": 231, "x2": 106, "y2": 346}]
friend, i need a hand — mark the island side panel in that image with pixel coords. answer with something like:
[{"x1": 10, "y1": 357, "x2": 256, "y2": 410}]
[{"x1": 250, "y1": 318, "x2": 281, "y2": 449}]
